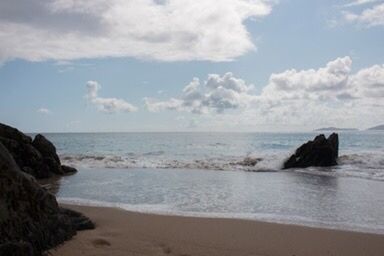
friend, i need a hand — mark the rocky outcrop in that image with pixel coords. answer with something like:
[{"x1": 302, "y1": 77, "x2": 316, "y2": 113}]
[
  {"x1": 283, "y1": 133, "x2": 339, "y2": 169},
  {"x1": 0, "y1": 123, "x2": 77, "y2": 179},
  {"x1": 61, "y1": 165, "x2": 77, "y2": 174},
  {"x1": 33, "y1": 133, "x2": 65, "y2": 175},
  {"x1": 0, "y1": 123, "x2": 32, "y2": 144},
  {"x1": 0, "y1": 142, "x2": 94, "y2": 256}
]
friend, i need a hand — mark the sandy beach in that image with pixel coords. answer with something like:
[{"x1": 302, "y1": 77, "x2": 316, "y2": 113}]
[{"x1": 50, "y1": 204, "x2": 384, "y2": 256}]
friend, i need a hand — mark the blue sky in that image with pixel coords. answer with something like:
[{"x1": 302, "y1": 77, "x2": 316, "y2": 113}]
[{"x1": 0, "y1": 0, "x2": 383, "y2": 132}]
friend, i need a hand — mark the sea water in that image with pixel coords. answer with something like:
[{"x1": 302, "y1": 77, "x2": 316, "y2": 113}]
[{"x1": 39, "y1": 131, "x2": 384, "y2": 233}]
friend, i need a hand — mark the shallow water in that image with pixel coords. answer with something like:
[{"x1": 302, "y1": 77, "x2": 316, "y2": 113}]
[
  {"x1": 40, "y1": 131, "x2": 384, "y2": 181},
  {"x1": 57, "y1": 167, "x2": 384, "y2": 234},
  {"x1": 38, "y1": 131, "x2": 384, "y2": 233}
]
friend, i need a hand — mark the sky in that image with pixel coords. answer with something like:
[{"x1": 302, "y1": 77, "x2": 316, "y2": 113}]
[{"x1": 0, "y1": 0, "x2": 383, "y2": 132}]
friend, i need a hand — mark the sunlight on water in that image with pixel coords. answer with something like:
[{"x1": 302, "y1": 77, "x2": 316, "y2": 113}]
[
  {"x1": 40, "y1": 131, "x2": 384, "y2": 181},
  {"x1": 57, "y1": 168, "x2": 384, "y2": 234},
  {"x1": 38, "y1": 131, "x2": 384, "y2": 233}
]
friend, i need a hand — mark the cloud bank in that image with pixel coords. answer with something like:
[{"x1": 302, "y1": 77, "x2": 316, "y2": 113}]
[
  {"x1": 145, "y1": 72, "x2": 256, "y2": 114},
  {"x1": 0, "y1": 0, "x2": 274, "y2": 63},
  {"x1": 261, "y1": 56, "x2": 353, "y2": 101},
  {"x1": 86, "y1": 81, "x2": 137, "y2": 113},
  {"x1": 146, "y1": 57, "x2": 384, "y2": 128},
  {"x1": 342, "y1": 1, "x2": 384, "y2": 27},
  {"x1": 257, "y1": 57, "x2": 384, "y2": 127}
]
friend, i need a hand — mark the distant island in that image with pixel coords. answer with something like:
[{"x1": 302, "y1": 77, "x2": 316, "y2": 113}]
[
  {"x1": 315, "y1": 127, "x2": 358, "y2": 131},
  {"x1": 367, "y1": 124, "x2": 384, "y2": 131}
]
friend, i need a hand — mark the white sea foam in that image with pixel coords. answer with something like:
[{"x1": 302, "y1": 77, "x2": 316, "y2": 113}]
[
  {"x1": 61, "y1": 153, "x2": 284, "y2": 171},
  {"x1": 60, "y1": 152, "x2": 384, "y2": 181}
]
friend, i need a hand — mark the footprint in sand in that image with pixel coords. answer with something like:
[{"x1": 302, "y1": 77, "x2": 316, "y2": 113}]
[
  {"x1": 159, "y1": 243, "x2": 172, "y2": 254},
  {"x1": 92, "y1": 238, "x2": 111, "y2": 248},
  {"x1": 158, "y1": 243, "x2": 191, "y2": 256}
]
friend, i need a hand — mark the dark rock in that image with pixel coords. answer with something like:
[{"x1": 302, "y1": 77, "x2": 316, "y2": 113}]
[
  {"x1": 44, "y1": 157, "x2": 63, "y2": 175},
  {"x1": 32, "y1": 134, "x2": 61, "y2": 165},
  {"x1": 61, "y1": 165, "x2": 77, "y2": 174},
  {"x1": 59, "y1": 208, "x2": 95, "y2": 230},
  {"x1": 0, "y1": 136, "x2": 51, "y2": 179},
  {"x1": 0, "y1": 142, "x2": 94, "y2": 255},
  {"x1": 0, "y1": 123, "x2": 32, "y2": 144},
  {"x1": 0, "y1": 123, "x2": 79, "y2": 179},
  {"x1": 74, "y1": 218, "x2": 96, "y2": 231},
  {"x1": 0, "y1": 242, "x2": 34, "y2": 256},
  {"x1": 283, "y1": 133, "x2": 339, "y2": 169},
  {"x1": 32, "y1": 134, "x2": 64, "y2": 176},
  {"x1": 22, "y1": 166, "x2": 36, "y2": 176}
]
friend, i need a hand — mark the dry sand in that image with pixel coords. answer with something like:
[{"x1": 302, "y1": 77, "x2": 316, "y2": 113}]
[{"x1": 50, "y1": 204, "x2": 384, "y2": 256}]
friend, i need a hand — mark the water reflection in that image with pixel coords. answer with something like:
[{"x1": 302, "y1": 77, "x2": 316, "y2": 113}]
[
  {"x1": 55, "y1": 168, "x2": 384, "y2": 233},
  {"x1": 291, "y1": 171, "x2": 339, "y2": 187}
]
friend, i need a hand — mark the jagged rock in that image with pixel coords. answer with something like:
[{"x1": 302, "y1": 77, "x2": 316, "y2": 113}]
[
  {"x1": 0, "y1": 123, "x2": 32, "y2": 144},
  {"x1": 0, "y1": 136, "x2": 51, "y2": 179},
  {"x1": 0, "y1": 242, "x2": 34, "y2": 256},
  {"x1": 0, "y1": 142, "x2": 94, "y2": 255},
  {"x1": 61, "y1": 165, "x2": 77, "y2": 174},
  {"x1": 59, "y1": 208, "x2": 95, "y2": 230},
  {"x1": 44, "y1": 157, "x2": 63, "y2": 175},
  {"x1": 283, "y1": 133, "x2": 339, "y2": 169},
  {"x1": 33, "y1": 134, "x2": 64, "y2": 175},
  {"x1": 32, "y1": 134, "x2": 61, "y2": 164},
  {"x1": 0, "y1": 123, "x2": 78, "y2": 179}
]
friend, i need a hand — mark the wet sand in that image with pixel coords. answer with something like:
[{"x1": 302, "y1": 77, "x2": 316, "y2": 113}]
[{"x1": 50, "y1": 204, "x2": 384, "y2": 256}]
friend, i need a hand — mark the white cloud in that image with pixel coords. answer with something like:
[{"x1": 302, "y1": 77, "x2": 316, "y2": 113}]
[
  {"x1": 145, "y1": 72, "x2": 256, "y2": 114},
  {"x1": 261, "y1": 56, "x2": 384, "y2": 103},
  {"x1": 261, "y1": 56, "x2": 353, "y2": 101},
  {"x1": 258, "y1": 57, "x2": 384, "y2": 128},
  {"x1": 0, "y1": 0, "x2": 275, "y2": 64},
  {"x1": 86, "y1": 81, "x2": 138, "y2": 113},
  {"x1": 146, "y1": 57, "x2": 384, "y2": 129},
  {"x1": 343, "y1": 0, "x2": 381, "y2": 7},
  {"x1": 342, "y1": 2, "x2": 384, "y2": 27},
  {"x1": 37, "y1": 107, "x2": 51, "y2": 114},
  {"x1": 349, "y1": 64, "x2": 384, "y2": 98}
]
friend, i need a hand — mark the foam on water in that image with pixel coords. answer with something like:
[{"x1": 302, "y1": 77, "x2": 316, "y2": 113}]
[
  {"x1": 55, "y1": 166, "x2": 384, "y2": 235},
  {"x1": 37, "y1": 132, "x2": 384, "y2": 233},
  {"x1": 36, "y1": 131, "x2": 383, "y2": 181},
  {"x1": 60, "y1": 151, "x2": 384, "y2": 181},
  {"x1": 58, "y1": 196, "x2": 384, "y2": 235},
  {"x1": 60, "y1": 153, "x2": 284, "y2": 171}
]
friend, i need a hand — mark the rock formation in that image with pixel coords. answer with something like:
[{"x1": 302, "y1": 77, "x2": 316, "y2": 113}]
[
  {"x1": 0, "y1": 142, "x2": 94, "y2": 256},
  {"x1": 0, "y1": 123, "x2": 76, "y2": 179},
  {"x1": 283, "y1": 133, "x2": 339, "y2": 169}
]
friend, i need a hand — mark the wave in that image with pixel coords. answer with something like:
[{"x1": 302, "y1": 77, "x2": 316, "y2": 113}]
[
  {"x1": 339, "y1": 153, "x2": 384, "y2": 168},
  {"x1": 61, "y1": 153, "x2": 283, "y2": 172},
  {"x1": 60, "y1": 152, "x2": 384, "y2": 181}
]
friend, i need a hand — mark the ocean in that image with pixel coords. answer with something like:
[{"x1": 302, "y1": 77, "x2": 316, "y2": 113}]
[{"x1": 41, "y1": 131, "x2": 384, "y2": 233}]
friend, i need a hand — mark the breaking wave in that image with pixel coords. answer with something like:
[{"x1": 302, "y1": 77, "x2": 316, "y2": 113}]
[
  {"x1": 60, "y1": 151, "x2": 384, "y2": 181},
  {"x1": 61, "y1": 153, "x2": 283, "y2": 172}
]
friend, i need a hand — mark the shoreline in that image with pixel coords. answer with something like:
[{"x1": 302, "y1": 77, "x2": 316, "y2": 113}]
[
  {"x1": 57, "y1": 198, "x2": 384, "y2": 235},
  {"x1": 50, "y1": 204, "x2": 384, "y2": 256}
]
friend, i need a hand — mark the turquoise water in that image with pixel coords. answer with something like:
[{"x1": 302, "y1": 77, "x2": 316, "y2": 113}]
[{"x1": 40, "y1": 132, "x2": 384, "y2": 233}]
